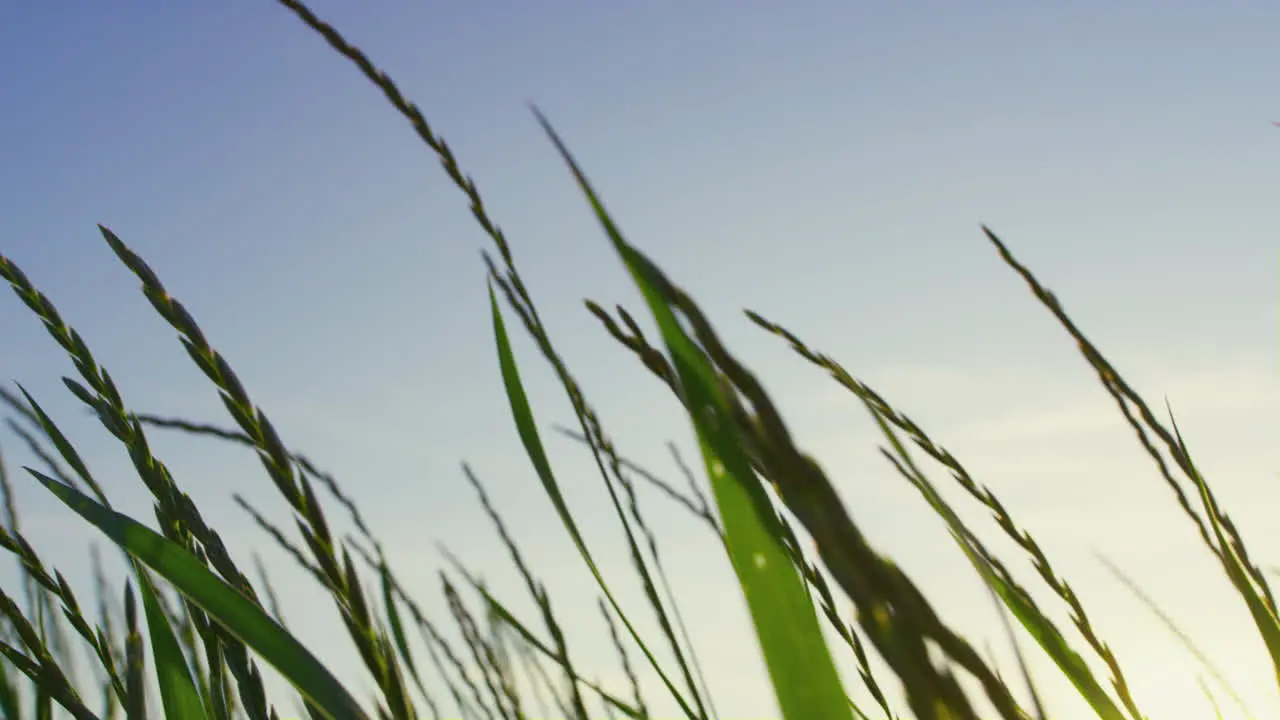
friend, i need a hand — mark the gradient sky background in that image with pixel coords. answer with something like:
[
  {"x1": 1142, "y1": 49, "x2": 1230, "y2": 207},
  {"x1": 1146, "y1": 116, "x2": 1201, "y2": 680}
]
[{"x1": 2, "y1": 3, "x2": 1279, "y2": 719}]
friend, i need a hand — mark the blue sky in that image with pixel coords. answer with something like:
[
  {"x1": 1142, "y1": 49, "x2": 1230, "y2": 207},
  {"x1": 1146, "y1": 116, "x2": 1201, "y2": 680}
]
[{"x1": 2, "y1": 2, "x2": 1278, "y2": 719}]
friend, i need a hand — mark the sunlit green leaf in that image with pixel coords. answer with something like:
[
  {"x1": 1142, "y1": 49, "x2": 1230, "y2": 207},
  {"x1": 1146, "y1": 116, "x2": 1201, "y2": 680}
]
[{"x1": 27, "y1": 469, "x2": 370, "y2": 720}]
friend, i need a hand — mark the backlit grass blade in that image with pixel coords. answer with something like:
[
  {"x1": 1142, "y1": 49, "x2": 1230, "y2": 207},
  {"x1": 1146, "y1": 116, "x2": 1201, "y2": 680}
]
[
  {"x1": 134, "y1": 567, "x2": 210, "y2": 719},
  {"x1": 378, "y1": 553, "x2": 434, "y2": 712},
  {"x1": 1199, "y1": 676, "x2": 1228, "y2": 720},
  {"x1": 868, "y1": 410, "x2": 1126, "y2": 720},
  {"x1": 533, "y1": 109, "x2": 853, "y2": 720},
  {"x1": 0, "y1": 658, "x2": 17, "y2": 720},
  {"x1": 25, "y1": 469, "x2": 370, "y2": 720},
  {"x1": 14, "y1": 384, "x2": 108, "y2": 505},
  {"x1": 124, "y1": 582, "x2": 145, "y2": 720},
  {"x1": 1169, "y1": 412, "x2": 1280, "y2": 687},
  {"x1": 488, "y1": 284, "x2": 699, "y2": 719}
]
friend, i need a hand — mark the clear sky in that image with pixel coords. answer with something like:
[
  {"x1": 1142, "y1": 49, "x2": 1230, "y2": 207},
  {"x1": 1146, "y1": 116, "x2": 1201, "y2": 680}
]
[{"x1": 2, "y1": 2, "x2": 1278, "y2": 719}]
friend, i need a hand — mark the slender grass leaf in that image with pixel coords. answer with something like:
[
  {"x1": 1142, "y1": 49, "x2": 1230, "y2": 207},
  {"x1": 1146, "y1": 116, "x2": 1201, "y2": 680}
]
[
  {"x1": 15, "y1": 384, "x2": 108, "y2": 505},
  {"x1": 134, "y1": 566, "x2": 209, "y2": 720},
  {"x1": 1166, "y1": 411, "x2": 1280, "y2": 690},
  {"x1": 1198, "y1": 676, "x2": 1227, "y2": 720},
  {"x1": 869, "y1": 411, "x2": 1124, "y2": 720},
  {"x1": 123, "y1": 583, "x2": 145, "y2": 720},
  {"x1": 25, "y1": 469, "x2": 370, "y2": 720},
  {"x1": 533, "y1": 109, "x2": 853, "y2": 720},
  {"x1": 379, "y1": 558, "x2": 416, "y2": 680},
  {"x1": 489, "y1": 283, "x2": 699, "y2": 719},
  {"x1": 0, "y1": 659, "x2": 17, "y2": 720},
  {"x1": 379, "y1": 553, "x2": 436, "y2": 715},
  {"x1": 36, "y1": 683, "x2": 52, "y2": 720}
]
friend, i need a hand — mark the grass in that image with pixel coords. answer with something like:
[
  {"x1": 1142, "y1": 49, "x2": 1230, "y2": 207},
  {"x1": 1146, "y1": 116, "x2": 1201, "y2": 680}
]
[{"x1": 0, "y1": 2, "x2": 1273, "y2": 718}]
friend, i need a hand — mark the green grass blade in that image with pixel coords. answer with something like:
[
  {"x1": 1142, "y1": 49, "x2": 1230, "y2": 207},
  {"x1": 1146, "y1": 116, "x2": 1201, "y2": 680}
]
[
  {"x1": 1190, "y1": 460, "x2": 1280, "y2": 680},
  {"x1": 133, "y1": 568, "x2": 210, "y2": 719},
  {"x1": 24, "y1": 469, "x2": 370, "y2": 720},
  {"x1": 869, "y1": 413, "x2": 1125, "y2": 720},
  {"x1": 35, "y1": 682, "x2": 53, "y2": 720},
  {"x1": 1198, "y1": 676, "x2": 1228, "y2": 720},
  {"x1": 122, "y1": 583, "x2": 145, "y2": 720},
  {"x1": 1164, "y1": 410, "x2": 1280, "y2": 689},
  {"x1": 14, "y1": 384, "x2": 109, "y2": 506},
  {"x1": 0, "y1": 657, "x2": 18, "y2": 720},
  {"x1": 488, "y1": 283, "x2": 699, "y2": 719},
  {"x1": 379, "y1": 557, "x2": 419, "y2": 684},
  {"x1": 533, "y1": 109, "x2": 853, "y2": 720},
  {"x1": 378, "y1": 551, "x2": 442, "y2": 719}
]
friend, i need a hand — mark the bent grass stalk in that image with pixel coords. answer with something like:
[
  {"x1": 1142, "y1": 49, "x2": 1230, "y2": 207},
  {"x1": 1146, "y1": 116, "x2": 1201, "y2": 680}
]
[{"x1": 0, "y1": 2, "x2": 1274, "y2": 719}]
